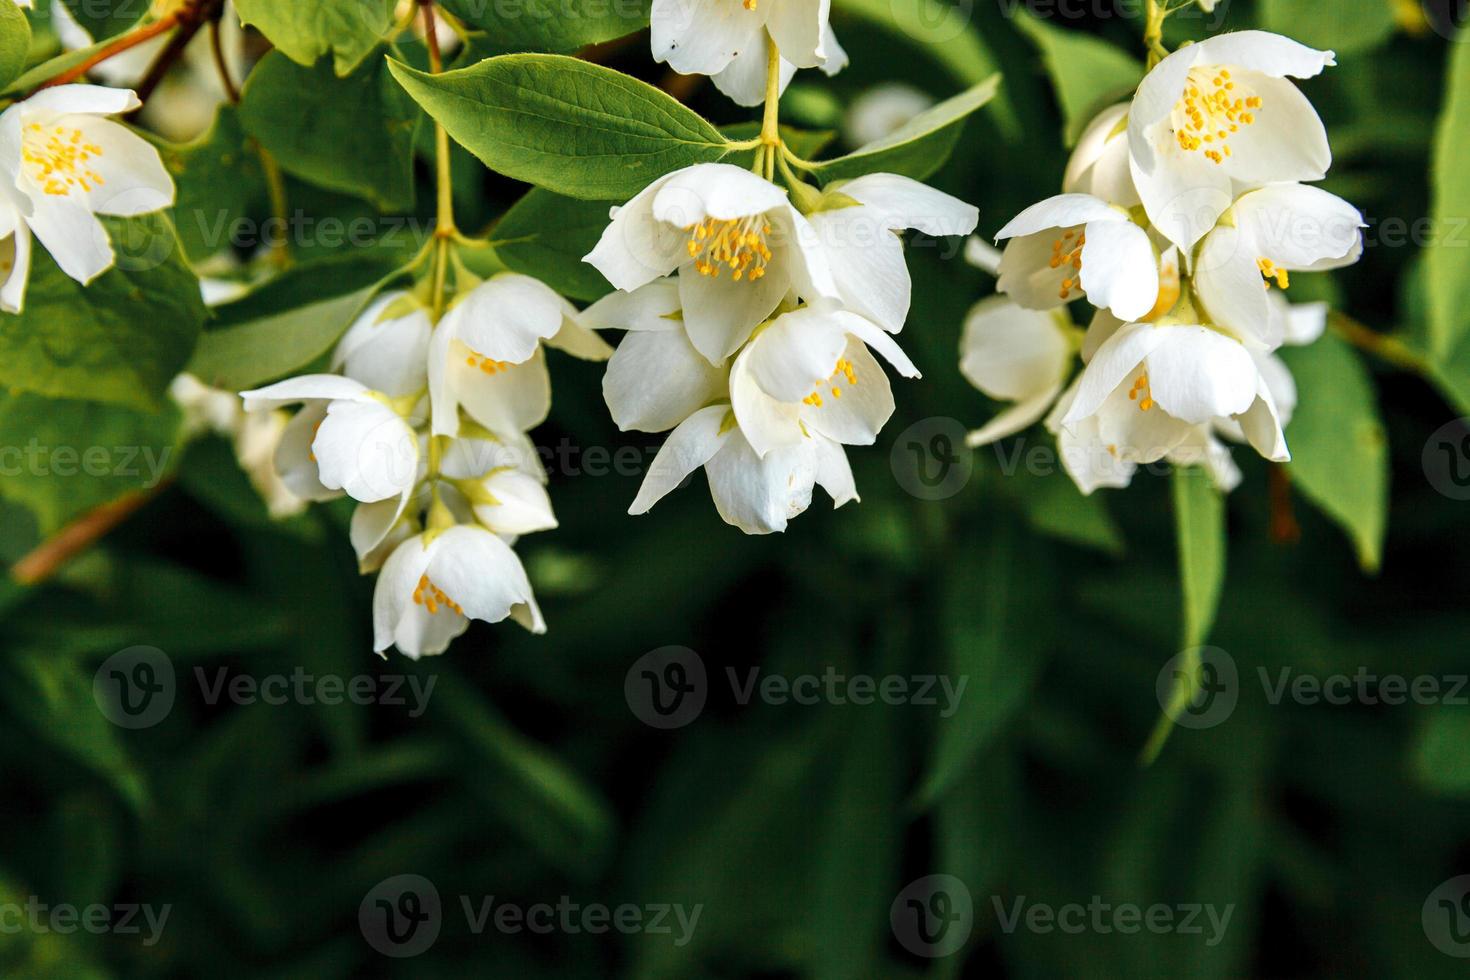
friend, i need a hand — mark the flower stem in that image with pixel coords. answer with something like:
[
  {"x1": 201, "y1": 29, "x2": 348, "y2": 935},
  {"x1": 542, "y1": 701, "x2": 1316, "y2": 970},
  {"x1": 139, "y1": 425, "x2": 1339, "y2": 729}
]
[
  {"x1": 41, "y1": 6, "x2": 189, "y2": 90},
  {"x1": 757, "y1": 33, "x2": 782, "y2": 181},
  {"x1": 210, "y1": 13, "x2": 240, "y2": 103},
  {"x1": 421, "y1": 0, "x2": 457, "y2": 322},
  {"x1": 1328, "y1": 312, "x2": 1431, "y2": 374},
  {"x1": 1142, "y1": 0, "x2": 1170, "y2": 69}
]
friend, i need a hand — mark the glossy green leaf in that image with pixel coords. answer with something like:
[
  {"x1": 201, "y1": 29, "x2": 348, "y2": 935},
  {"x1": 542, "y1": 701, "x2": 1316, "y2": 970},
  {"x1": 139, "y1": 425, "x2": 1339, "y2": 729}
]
[
  {"x1": 59, "y1": 0, "x2": 143, "y2": 41},
  {"x1": 1259, "y1": 0, "x2": 1397, "y2": 56},
  {"x1": 1426, "y1": 37, "x2": 1470, "y2": 360},
  {"x1": 1280, "y1": 332, "x2": 1389, "y2": 572},
  {"x1": 388, "y1": 54, "x2": 728, "y2": 201},
  {"x1": 487, "y1": 188, "x2": 614, "y2": 302},
  {"x1": 436, "y1": 0, "x2": 649, "y2": 51},
  {"x1": 1173, "y1": 465, "x2": 1225, "y2": 648},
  {"x1": 0, "y1": 0, "x2": 31, "y2": 91},
  {"x1": 1014, "y1": 11, "x2": 1143, "y2": 146},
  {"x1": 234, "y1": 0, "x2": 394, "y2": 76},
  {"x1": 149, "y1": 105, "x2": 266, "y2": 263}
]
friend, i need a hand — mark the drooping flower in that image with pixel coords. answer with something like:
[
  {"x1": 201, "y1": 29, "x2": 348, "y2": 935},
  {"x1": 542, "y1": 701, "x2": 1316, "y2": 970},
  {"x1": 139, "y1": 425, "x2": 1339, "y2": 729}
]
[
  {"x1": 427, "y1": 272, "x2": 610, "y2": 439},
  {"x1": 332, "y1": 291, "x2": 434, "y2": 398},
  {"x1": 1061, "y1": 320, "x2": 1289, "y2": 467},
  {"x1": 649, "y1": 0, "x2": 847, "y2": 107},
  {"x1": 995, "y1": 194, "x2": 1161, "y2": 322},
  {"x1": 0, "y1": 84, "x2": 176, "y2": 312},
  {"x1": 960, "y1": 298, "x2": 1077, "y2": 446},
  {"x1": 1127, "y1": 30, "x2": 1336, "y2": 251},
  {"x1": 373, "y1": 524, "x2": 545, "y2": 659},
  {"x1": 1193, "y1": 183, "x2": 1363, "y2": 348},
  {"x1": 1063, "y1": 102, "x2": 1137, "y2": 208},
  {"x1": 585, "y1": 162, "x2": 837, "y2": 364}
]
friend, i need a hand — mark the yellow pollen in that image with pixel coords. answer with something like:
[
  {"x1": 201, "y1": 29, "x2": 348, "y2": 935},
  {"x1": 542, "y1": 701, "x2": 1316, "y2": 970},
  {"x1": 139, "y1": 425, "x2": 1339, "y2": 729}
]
[
  {"x1": 685, "y1": 216, "x2": 772, "y2": 283},
  {"x1": 804, "y1": 357, "x2": 858, "y2": 408},
  {"x1": 466, "y1": 354, "x2": 512, "y2": 374},
  {"x1": 22, "y1": 123, "x2": 106, "y2": 197},
  {"x1": 1172, "y1": 66, "x2": 1260, "y2": 163},
  {"x1": 412, "y1": 574, "x2": 463, "y2": 616},
  {"x1": 1131, "y1": 373, "x2": 1155, "y2": 412},
  {"x1": 1051, "y1": 232, "x2": 1086, "y2": 295},
  {"x1": 1256, "y1": 257, "x2": 1290, "y2": 290}
]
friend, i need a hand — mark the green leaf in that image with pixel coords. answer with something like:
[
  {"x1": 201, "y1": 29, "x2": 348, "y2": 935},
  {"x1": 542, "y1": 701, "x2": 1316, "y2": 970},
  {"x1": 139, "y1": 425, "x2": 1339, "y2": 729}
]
[
  {"x1": 1426, "y1": 38, "x2": 1470, "y2": 360},
  {"x1": 1258, "y1": 0, "x2": 1396, "y2": 56},
  {"x1": 437, "y1": 0, "x2": 649, "y2": 52},
  {"x1": 187, "y1": 251, "x2": 403, "y2": 390},
  {"x1": 1014, "y1": 11, "x2": 1143, "y2": 146},
  {"x1": 240, "y1": 49, "x2": 419, "y2": 212},
  {"x1": 833, "y1": 0, "x2": 1018, "y2": 135},
  {"x1": 911, "y1": 523, "x2": 1049, "y2": 810},
  {"x1": 149, "y1": 105, "x2": 266, "y2": 263},
  {"x1": 0, "y1": 650, "x2": 148, "y2": 811},
  {"x1": 388, "y1": 54, "x2": 728, "y2": 201},
  {"x1": 0, "y1": 214, "x2": 205, "y2": 411},
  {"x1": 1280, "y1": 332, "x2": 1389, "y2": 572},
  {"x1": 0, "y1": 0, "x2": 32, "y2": 91},
  {"x1": 1139, "y1": 471, "x2": 1225, "y2": 764},
  {"x1": 0, "y1": 392, "x2": 181, "y2": 533},
  {"x1": 486, "y1": 188, "x2": 614, "y2": 302},
  {"x1": 808, "y1": 75, "x2": 1001, "y2": 183},
  {"x1": 1016, "y1": 466, "x2": 1125, "y2": 556},
  {"x1": 233, "y1": 0, "x2": 394, "y2": 76},
  {"x1": 1173, "y1": 465, "x2": 1225, "y2": 649},
  {"x1": 59, "y1": 0, "x2": 143, "y2": 41}
]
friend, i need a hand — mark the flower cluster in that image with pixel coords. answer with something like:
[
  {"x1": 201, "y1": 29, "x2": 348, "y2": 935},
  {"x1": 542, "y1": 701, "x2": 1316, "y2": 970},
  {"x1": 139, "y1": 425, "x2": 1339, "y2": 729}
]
[
  {"x1": 584, "y1": 163, "x2": 977, "y2": 533},
  {"x1": 963, "y1": 30, "x2": 1364, "y2": 494},
  {"x1": 242, "y1": 274, "x2": 612, "y2": 658},
  {"x1": 0, "y1": 84, "x2": 176, "y2": 313}
]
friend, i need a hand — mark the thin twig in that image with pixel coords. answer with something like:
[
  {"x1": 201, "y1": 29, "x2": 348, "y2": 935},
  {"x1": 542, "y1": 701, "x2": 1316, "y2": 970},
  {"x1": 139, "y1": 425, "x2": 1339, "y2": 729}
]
[
  {"x1": 41, "y1": 12, "x2": 186, "y2": 90},
  {"x1": 210, "y1": 15, "x2": 240, "y2": 104},
  {"x1": 11, "y1": 483, "x2": 170, "y2": 587}
]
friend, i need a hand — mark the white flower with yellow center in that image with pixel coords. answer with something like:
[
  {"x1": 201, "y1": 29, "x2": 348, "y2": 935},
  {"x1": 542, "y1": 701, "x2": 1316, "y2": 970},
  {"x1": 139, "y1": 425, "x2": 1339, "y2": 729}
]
[
  {"x1": 584, "y1": 163, "x2": 837, "y2": 364},
  {"x1": 1128, "y1": 31, "x2": 1336, "y2": 251},
  {"x1": 1060, "y1": 320, "x2": 1289, "y2": 468},
  {"x1": 0, "y1": 84, "x2": 175, "y2": 312},
  {"x1": 1063, "y1": 103, "x2": 1137, "y2": 208},
  {"x1": 373, "y1": 524, "x2": 545, "y2": 659},
  {"x1": 650, "y1": 0, "x2": 847, "y2": 107},
  {"x1": 427, "y1": 272, "x2": 611, "y2": 439},
  {"x1": 995, "y1": 194, "x2": 1161, "y2": 322},
  {"x1": 960, "y1": 298, "x2": 1077, "y2": 446},
  {"x1": 1193, "y1": 183, "x2": 1363, "y2": 348}
]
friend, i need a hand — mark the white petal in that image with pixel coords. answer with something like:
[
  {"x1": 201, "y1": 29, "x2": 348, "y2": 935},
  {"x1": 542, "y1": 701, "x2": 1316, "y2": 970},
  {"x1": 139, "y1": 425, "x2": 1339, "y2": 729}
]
[
  {"x1": 581, "y1": 278, "x2": 683, "y2": 332},
  {"x1": 603, "y1": 327, "x2": 728, "y2": 432},
  {"x1": 1078, "y1": 219, "x2": 1159, "y2": 321},
  {"x1": 712, "y1": 43, "x2": 795, "y2": 107},
  {"x1": 475, "y1": 469, "x2": 558, "y2": 535},
  {"x1": 274, "y1": 403, "x2": 340, "y2": 503},
  {"x1": 1194, "y1": 226, "x2": 1275, "y2": 347},
  {"x1": 547, "y1": 315, "x2": 615, "y2": 361},
  {"x1": 1191, "y1": 30, "x2": 1336, "y2": 80},
  {"x1": 1254, "y1": 350, "x2": 1297, "y2": 427},
  {"x1": 1234, "y1": 183, "x2": 1364, "y2": 270},
  {"x1": 1279, "y1": 297, "x2": 1328, "y2": 346},
  {"x1": 452, "y1": 345, "x2": 552, "y2": 437},
  {"x1": 652, "y1": 163, "x2": 788, "y2": 224},
  {"x1": 801, "y1": 337, "x2": 895, "y2": 446},
  {"x1": 313, "y1": 400, "x2": 419, "y2": 503},
  {"x1": 807, "y1": 207, "x2": 910, "y2": 332},
  {"x1": 966, "y1": 381, "x2": 1065, "y2": 446},
  {"x1": 745, "y1": 305, "x2": 851, "y2": 403},
  {"x1": 837, "y1": 173, "x2": 979, "y2": 237},
  {"x1": 21, "y1": 84, "x2": 141, "y2": 118},
  {"x1": 811, "y1": 434, "x2": 858, "y2": 508},
  {"x1": 630, "y1": 404, "x2": 732, "y2": 514},
  {"x1": 426, "y1": 525, "x2": 540, "y2": 630},
  {"x1": 704, "y1": 430, "x2": 816, "y2": 534},
  {"x1": 767, "y1": 0, "x2": 827, "y2": 66},
  {"x1": 1144, "y1": 327, "x2": 1260, "y2": 423},
  {"x1": 583, "y1": 173, "x2": 685, "y2": 292},
  {"x1": 1065, "y1": 321, "x2": 1168, "y2": 424},
  {"x1": 995, "y1": 193, "x2": 1123, "y2": 241},
  {"x1": 961, "y1": 290, "x2": 1072, "y2": 402},
  {"x1": 1235, "y1": 385, "x2": 1290, "y2": 461},
  {"x1": 650, "y1": 0, "x2": 762, "y2": 77},
  {"x1": 730, "y1": 342, "x2": 804, "y2": 457},
  {"x1": 333, "y1": 297, "x2": 432, "y2": 398},
  {"x1": 73, "y1": 117, "x2": 175, "y2": 215},
  {"x1": 0, "y1": 221, "x2": 32, "y2": 313},
  {"x1": 678, "y1": 260, "x2": 787, "y2": 364},
  {"x1": 1129, "y1": 143, "x2": 1234, "y2": 253},
  {"x1": 26, "y1": 198, "x2": 113, "y2": 284},
  {"x1": 1216, "y1": 73, "x2": 1331, "y2": 185},
  {"x1": 351, "y1": 497, "x2": 413, "y2": 572},
  {"x1": 242, "y1": 374, "x2": 370, "y2": 411},
  {"x1": 373, "y1": 535, "x2": 435, "y2": 655},
  {"x1": 996, "y1": 230, "x2": 1074, "y2": 311}
]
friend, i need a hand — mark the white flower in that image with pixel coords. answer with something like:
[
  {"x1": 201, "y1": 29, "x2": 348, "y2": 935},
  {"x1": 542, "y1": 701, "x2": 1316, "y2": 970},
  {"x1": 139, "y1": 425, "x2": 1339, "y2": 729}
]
[
  {"x1": 960, "y1": 298, "x2": 1076, "y2": 446},
  {"x1": 803, "y1": 174, "x2": 979, "y2": 333},
  {"x1": 428, "y1": 272, "x2": 611, "y2": 439},
  {"x1": 439, "y1": 435, "x2": 558, "y2": 537},
  {"x1": 631, "y1": 403, "x2": 857, "y2": 534},
  {"x1": 1127, "y1": 30, "x2": 1336, "y2": 251},
  {"x1": 650, "y1": 0, "x2": 847, "y2": 107},
  {"x1": 333, "y1": 291, "x2": 433, "y2": 397},
  {"x1": 0, "y1": 85, "x2": 175, "y2": 312},
  {"x1": 844, "y1": 83, "x2": 935, "y2": 148},
  {"x1": 995, "y1": 194, "x2": 1161, "y2": 322},
  {"x1": 1061, "y1": 320, "x2": 1289, "y2": 467},
  {"x1": 730, "y1": 304, "x2": 920, "y2": 457},
  {"x1": 585, "y1": 162, "x2": 837, "y2": 364},
  {"x1": 1193, "y1": 183, "x2": 1363, "y2": 348},
  {"x1": 241, "y1": 375, "x2": 422, "y2": 507},
  {"x1": 1063, "y1": 103, "x2": 1137, "y2": 208},
  {"x1": 373, "y1": 525, "x2": 544, "y2": 659}
]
